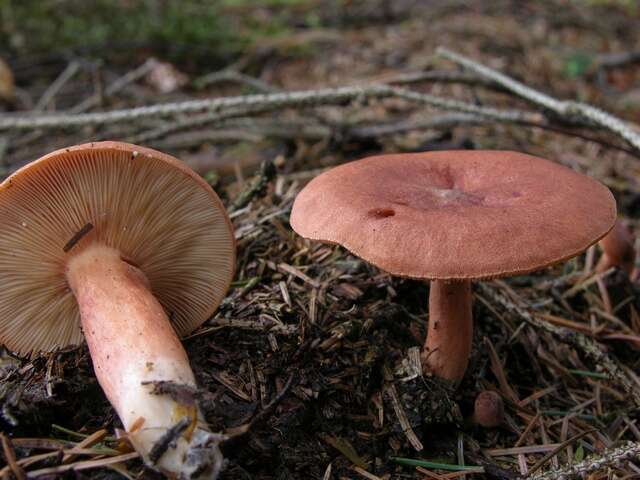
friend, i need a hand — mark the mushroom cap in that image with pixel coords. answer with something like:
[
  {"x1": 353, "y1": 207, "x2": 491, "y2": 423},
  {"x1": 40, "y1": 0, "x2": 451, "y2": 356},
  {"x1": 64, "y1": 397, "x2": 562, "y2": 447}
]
[
  {"x1": 0, "y1": 142, "x2": 235, "y2": 356},
  {"x1": 473, "y1": 390, "x2": 504, "y2": 428},
  {"x1": 291, "y1": 151, "x2": 616, "y2": 280}
]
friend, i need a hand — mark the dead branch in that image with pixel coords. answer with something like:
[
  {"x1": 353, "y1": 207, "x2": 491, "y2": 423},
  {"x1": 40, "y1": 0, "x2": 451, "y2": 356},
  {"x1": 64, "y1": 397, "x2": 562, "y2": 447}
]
[
  {"x1": 529, "y1": 441, "x2": 640, "y2": 480},
  {"x1": 0, "y1": 86, "x2": 391, "y2": 131},
  {"x1": 0, "y1": 85, "x2": 541, "y2": 132},
  {"x1": 1, "y1": 50, "x2": 638, "y2": 162},
  {"x1": 437, "y1": 47, "x2": 640, "y2": 152}
]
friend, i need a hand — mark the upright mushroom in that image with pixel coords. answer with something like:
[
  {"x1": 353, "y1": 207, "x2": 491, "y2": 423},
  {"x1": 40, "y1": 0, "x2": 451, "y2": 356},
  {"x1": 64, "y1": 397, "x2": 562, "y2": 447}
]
[
  {"x1": 0, "y1": 142, "x2": 235, "y2": 479},
  {"x1": 291, "y1": 151, "x2": 615, "y2": 382}
]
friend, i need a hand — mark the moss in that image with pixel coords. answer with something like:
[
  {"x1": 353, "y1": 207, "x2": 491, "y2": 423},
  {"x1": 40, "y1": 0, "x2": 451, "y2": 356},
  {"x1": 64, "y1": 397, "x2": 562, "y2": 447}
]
[{"x1": 0, "y1": 0, "x2": 309, "y2": 66}]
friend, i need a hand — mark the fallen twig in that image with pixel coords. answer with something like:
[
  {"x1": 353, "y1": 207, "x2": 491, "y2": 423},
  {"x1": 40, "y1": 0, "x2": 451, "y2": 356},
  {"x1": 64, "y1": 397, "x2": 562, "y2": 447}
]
[
  {"x1": 383, "y1": 366, "x2": 424, "y2": 452},
  {"x1": 0, "y1": 85, "x2": 539, "y2": 131},
  {"x1": 0, "y1": 86, "x2": 392, "y2": 131},
  {"x1": 25, "y1": 452, "x2": 139, "y2": 478},
  {"x1": 526, "y1": 428, "x2": 597, "y2": 476},
  {"x1": 528, "y1": 441, "x2": 640, "y2": 480},
  {"x1": 1, "y1": 433, "x2": 26, "y2": 480},
  {"x1": 62, "y1": 428, "x2": 108, "y2": 464},
  {"x1": 437, "y1": 47, "x2": 640, "y2": 152}
]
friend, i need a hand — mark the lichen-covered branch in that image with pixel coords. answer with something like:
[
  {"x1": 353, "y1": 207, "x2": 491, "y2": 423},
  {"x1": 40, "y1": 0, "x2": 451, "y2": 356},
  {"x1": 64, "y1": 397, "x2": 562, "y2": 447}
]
[
  {"x1": 0, "y1": 86, "x2": 391, "y2": 130},
  {"x1": 1, "y1": 49, "x2": 638, "y2": 157},
  {"x1": 0, "y1": 85, "x2": 542, "y2": 132},
  {"x1": 437, "y1": 47, "x2": 640, "y2": 152},
  {"x1": 529, "y1": 441, "x2": 640, "y2": 480}
]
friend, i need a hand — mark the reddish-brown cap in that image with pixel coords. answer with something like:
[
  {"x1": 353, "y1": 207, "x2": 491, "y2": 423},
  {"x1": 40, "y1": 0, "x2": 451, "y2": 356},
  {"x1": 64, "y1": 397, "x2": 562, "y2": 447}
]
[
  {"x1": 473, "y1": 390, "x2": 505, "y2": 428},
  {"x1": 0, "y1": 142, "x2": 235, "y2": 356},
  {"x1": 291, "y1": 151, "x2": 616, "y2": 280}
]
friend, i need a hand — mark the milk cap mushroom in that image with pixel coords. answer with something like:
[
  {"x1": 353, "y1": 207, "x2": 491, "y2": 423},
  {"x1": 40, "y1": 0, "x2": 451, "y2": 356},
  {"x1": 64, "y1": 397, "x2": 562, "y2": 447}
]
[
  {"x1": 0, "y1": 142, "x2": 235, "y2": 478},
  {"x1": 291, "y1": 150, "x2": 616, "y2": 381}
]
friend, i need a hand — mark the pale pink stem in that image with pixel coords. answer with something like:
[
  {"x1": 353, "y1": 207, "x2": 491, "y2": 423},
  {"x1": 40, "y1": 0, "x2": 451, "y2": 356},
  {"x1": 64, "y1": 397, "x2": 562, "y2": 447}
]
[
  {"x1": 421, "y1": 280, "x2": 472, "y2": 382},
  {"x1": 66, "y1": 244, "x2": 222, "y2": 478}
]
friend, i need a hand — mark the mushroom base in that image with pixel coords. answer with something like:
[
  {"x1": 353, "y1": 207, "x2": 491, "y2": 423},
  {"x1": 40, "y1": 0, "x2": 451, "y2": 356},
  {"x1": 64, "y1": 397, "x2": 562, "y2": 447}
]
[
  {"x1": 66, "y1": 244, "x2": 225, "y2": 479},
  {"x1": 421, "y1": 280, "x2": 472, "y2": 382}
]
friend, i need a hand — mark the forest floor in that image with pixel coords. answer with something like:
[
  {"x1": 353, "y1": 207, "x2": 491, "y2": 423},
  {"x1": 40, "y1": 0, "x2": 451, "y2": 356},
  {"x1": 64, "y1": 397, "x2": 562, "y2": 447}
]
[{"x1": 1, "y1": 1, "x2": 640, "y2": 479}]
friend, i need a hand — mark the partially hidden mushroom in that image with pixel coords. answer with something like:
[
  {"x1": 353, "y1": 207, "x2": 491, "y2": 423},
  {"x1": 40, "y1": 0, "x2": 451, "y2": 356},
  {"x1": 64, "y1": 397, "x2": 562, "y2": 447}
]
[
  {"x1": 472, "y1": 391, "x2": 519, "y2": 433},
  {"x1": 290, "y1": 151, "x2": 616, "y2": 382},
  {"x1": 473, "y1": 391, "x2": 505, "y2": 428},
  {"x1": 595, "y1": 219, "x2": 636, "y2": 278},
  {"x1": 0, "y1": 142, "x2": 236, "y2": 479}
]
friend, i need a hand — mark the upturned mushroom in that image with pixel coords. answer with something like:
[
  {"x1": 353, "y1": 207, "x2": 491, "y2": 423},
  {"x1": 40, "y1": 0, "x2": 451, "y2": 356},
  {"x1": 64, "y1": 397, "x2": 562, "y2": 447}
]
[
  {"x1": 0, "y1": 142, "x2": 235, "y2": 479},
  {"x1": 290, "y1": 151, "x2": 616, "y2": 382}
]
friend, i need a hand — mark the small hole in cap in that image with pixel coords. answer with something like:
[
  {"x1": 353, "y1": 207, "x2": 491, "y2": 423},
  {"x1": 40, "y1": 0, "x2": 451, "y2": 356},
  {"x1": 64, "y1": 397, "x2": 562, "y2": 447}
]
[{"x1": 368, "y1": 207, "x2": 395, "y2": 219}]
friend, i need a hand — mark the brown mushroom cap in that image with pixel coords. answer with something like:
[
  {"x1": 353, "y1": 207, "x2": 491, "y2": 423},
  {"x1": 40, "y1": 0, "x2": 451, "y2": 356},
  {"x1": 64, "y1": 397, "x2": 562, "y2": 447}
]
[
  {"x1": 474, "y1": 390, "x2": 505, "y2": 428},
  {"x1": 291, "y1": 151, "x2": 616, "y2": 280},
  {"x1": 0, "y1": 142, "x2": 235, "y2": 356}
]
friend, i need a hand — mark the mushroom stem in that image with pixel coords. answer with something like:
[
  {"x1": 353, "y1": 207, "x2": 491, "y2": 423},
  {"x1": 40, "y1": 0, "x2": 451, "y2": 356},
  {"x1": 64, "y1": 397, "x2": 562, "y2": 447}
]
[
  {"x1": 421, "y1": 280, "x2": 472, "y2": 381},
  {"x1": 66, "y1": 244, "x2": 224, "y2": 479}
]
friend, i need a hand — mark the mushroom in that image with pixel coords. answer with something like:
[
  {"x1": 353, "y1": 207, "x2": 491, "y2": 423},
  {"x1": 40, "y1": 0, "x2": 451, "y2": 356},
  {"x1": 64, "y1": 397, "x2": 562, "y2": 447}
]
[
  {"x1": 472, "y1": 391, "x2": 520, "y2": 432},
  {"x1": 0, "y1": 142, "x2": 235, "y2": 478},
  {"x1": 290, "y1": 151, "x2": 616, "y2": 382},
  {"x1": 473, "y1": 391, "x2": 504, "y2": 428},
  {"x1": 595, "y1": 219, "x2": 636, "y2": 277}
]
